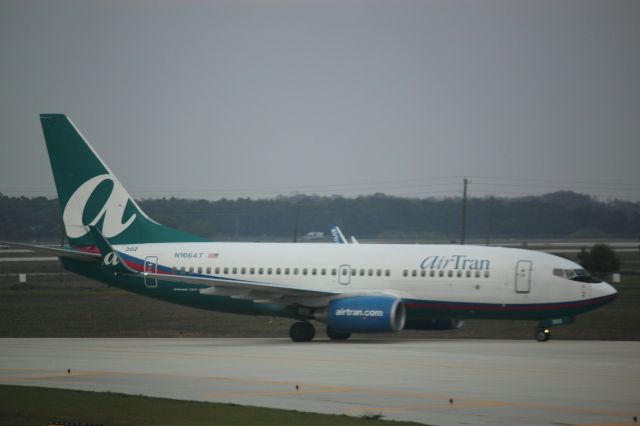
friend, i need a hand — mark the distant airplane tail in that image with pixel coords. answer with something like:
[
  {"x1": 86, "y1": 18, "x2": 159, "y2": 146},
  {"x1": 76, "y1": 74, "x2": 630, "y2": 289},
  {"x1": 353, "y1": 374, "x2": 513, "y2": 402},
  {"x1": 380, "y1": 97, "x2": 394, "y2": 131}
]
[
  {"x1": 329, "y1": 225, "x2": 348, "y2": 244},
  {"x1": 40, "y1": 114, "x2": 207, "y2": 246}
]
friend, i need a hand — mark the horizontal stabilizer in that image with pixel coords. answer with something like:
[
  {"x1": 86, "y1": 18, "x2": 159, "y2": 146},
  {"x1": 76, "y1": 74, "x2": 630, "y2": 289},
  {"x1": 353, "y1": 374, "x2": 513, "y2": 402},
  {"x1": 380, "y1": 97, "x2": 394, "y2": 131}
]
[{"x1": 0, "y1": 240, "x2": 101, "y2": 262}]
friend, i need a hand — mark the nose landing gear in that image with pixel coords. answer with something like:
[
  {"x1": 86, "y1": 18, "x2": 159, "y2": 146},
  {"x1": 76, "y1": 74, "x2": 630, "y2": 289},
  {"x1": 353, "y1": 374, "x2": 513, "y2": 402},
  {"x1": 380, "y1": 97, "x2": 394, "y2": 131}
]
[
  {"x1": 535, "y1": 328, "x2": 550, "y2": 342},
  {"x1": 534, "y1": 316, "x2": 573, "y2": 342}
]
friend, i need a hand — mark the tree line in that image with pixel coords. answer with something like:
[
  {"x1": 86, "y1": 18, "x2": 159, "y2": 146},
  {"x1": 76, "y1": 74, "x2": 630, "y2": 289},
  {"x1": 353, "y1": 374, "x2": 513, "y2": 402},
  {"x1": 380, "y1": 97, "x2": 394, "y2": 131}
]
[{"x1": 1, "y1": 191, "x2": 639, "y2": 242}]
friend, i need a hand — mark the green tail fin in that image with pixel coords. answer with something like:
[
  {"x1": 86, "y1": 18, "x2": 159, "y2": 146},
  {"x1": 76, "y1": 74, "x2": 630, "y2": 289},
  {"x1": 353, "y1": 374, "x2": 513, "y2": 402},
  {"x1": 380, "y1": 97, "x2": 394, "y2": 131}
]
[{"x1": 40, "y1": 114, "x2": 208, "y2": 245}]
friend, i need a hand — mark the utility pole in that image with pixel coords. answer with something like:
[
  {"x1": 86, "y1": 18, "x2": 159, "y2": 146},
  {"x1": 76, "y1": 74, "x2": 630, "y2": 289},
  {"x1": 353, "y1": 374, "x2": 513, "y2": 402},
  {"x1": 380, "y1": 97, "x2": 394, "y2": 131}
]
[
  {"x1": 460, "y1": 178, "x2": 468, "y2": 245},
  {"x1": 293, "y1": 202, "x2": 300, "y2": 243},
  {"x1": 484, "y1": 197, "x2": 493, "y2": 246}
]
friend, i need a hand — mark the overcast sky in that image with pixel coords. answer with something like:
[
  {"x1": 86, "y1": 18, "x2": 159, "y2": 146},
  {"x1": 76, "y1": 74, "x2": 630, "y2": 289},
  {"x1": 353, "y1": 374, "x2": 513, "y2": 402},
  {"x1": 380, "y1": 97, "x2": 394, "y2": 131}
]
[{"x1": 1, "y1": 0, "x2": 639, "y2": 201}]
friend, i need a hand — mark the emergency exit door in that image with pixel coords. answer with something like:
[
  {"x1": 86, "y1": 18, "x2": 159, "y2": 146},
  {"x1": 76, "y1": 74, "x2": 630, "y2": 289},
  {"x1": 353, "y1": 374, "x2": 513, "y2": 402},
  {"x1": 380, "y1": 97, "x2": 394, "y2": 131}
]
[{"x1": 338, "y1": 264, "x2": 351, "y2": 285}]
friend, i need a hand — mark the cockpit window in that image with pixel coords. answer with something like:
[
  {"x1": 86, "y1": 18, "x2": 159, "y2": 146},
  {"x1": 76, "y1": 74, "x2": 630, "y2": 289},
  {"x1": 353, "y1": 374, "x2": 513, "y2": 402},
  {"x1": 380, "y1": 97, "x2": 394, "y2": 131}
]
[{"x1": 553, "y1": 268, "x2": 602, "y2": 283}]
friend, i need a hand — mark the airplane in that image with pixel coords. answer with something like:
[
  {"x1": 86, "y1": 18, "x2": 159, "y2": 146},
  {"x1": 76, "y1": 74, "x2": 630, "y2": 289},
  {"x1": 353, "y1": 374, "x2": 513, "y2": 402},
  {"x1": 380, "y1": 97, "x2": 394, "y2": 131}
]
[
  {"x1": 1, "y1": 114, "x2": 617, "y2": 342},
  {"x1": 329, "y1": 225, "x2": 359, "y2": 244},
  {"x1": 330, "y1": 225, "x2": 348, "y2": 244}
]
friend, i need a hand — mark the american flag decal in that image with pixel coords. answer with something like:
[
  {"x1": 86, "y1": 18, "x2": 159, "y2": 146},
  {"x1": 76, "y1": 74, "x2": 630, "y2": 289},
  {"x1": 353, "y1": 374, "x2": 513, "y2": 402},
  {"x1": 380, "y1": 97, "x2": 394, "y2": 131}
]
[{"x1": 208, "y1": 253, "x2": 219, "y2": 259}]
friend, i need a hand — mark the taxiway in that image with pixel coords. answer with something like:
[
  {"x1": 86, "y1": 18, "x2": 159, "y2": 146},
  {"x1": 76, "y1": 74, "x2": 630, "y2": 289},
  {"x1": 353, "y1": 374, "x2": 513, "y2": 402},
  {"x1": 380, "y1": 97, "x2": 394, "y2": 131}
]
[{"x1": 0, "y1": 338, "x2": 638, "y2": 425}]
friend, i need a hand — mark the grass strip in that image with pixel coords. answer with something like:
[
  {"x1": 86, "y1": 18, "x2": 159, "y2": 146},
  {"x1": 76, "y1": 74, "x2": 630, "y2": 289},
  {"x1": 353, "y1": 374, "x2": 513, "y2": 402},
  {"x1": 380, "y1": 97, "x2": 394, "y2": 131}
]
[{"x1": 0, "y1": 384, "x2": 424, "y2": 426}]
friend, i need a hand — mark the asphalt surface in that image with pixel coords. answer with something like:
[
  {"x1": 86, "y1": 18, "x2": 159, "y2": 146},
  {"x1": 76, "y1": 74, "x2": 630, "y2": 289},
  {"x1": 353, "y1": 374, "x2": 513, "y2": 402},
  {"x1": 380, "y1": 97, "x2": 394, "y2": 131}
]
[{"x1": 1, "y1": 338, "x2": 638, "y2": 425}]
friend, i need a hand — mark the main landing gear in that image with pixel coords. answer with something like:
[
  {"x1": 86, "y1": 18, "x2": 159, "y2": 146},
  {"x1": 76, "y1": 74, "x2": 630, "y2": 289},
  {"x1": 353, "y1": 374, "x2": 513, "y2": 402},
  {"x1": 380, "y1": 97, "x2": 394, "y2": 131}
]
[
  {"x1": 326, "y1": 326, "x2": 351, "y2": 341},
  {"x1": 288, "y1": 322, "x2": 353, "y2": 342},
  {"x1": 289, "y1": 321, "x2": 315, "y2": 342},
  {"x1": 535, "y1": 327, "x2": 550, "y2": 342}
]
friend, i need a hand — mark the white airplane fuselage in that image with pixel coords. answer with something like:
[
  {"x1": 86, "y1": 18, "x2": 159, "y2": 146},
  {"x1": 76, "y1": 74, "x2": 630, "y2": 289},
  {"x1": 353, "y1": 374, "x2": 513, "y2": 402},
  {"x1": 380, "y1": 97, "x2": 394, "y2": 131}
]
[{"x1": 106, "y1": 241, "x2": 616, "y2": 322}]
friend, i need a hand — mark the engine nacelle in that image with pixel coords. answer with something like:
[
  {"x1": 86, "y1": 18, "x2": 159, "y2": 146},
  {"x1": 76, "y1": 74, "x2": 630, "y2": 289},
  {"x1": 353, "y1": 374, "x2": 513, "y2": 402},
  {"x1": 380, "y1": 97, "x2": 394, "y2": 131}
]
[
  {"x1": 326, "y1": 296, "x2": 406, "y2": 333},
  {"x1": 404, "y1": 319, "x2": 464, "y2": 330}
]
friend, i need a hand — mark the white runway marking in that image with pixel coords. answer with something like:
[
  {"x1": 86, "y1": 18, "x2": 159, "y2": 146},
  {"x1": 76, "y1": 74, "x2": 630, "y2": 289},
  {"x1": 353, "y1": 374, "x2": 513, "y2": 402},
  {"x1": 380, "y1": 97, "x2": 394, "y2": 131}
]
[{"x1": 0, "y1": 338, "x2": 638, "y2": 425}]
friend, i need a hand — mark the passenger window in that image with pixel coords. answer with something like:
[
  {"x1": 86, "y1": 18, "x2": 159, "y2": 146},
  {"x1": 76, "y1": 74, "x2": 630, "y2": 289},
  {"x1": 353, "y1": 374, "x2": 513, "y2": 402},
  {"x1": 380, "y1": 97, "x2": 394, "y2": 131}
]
[
  {"x1": 466, "y1": 270, "x2": 471, "y2": 278},
  {"x1": 342, "y1": 269, "x2": 348, "y2": 276},
  {"x1": 274, "y1": 268, "x2": 280, "y2": 275},
  {"x1": 447, "y1": 270, "x2": 453, "y2": 278},
  {"x1": 351, "y1": 269, "x2": 356, "y2": 276},
  {"x1": 331, "y1": 268, "x2": 337, "y2": 276},
  {"x1": 197, "y1": 267, "x2": 203, "y2": 274},
  {"x1": 368, "y1": 269, "x2": 373, "y2": 276},
  {"x1": 321, "y1": 268, "x2": 326, "y2": 276},
  {"x1": 206, "y1": 267, "x2": 211, "y2": 274},
  {"x1": 421, "y1": 270, "x2": 426, "y2": 277},
  {"x1": 403, "y1": 270, "x2": 408, "y2": 277},
  {"x1": 312, "y1": 268, "x2": 317, "y2": 275},
  {"x1": 293, "y1": 268, "x2": 298, "y2": 275},
  {"x1": 189, "y1": 267, "x2": 194, "y2": 273},
  {"x1": 241, "y1": 267, "x2": 246, "y2": 274},
  {"x1": 267, "y1": 267, "x2": 272, "y2": 275},
  {"x1": 430, "y1": 270, "x2": 435, "y2": 277},
  {"x1": 385, "y1": 269, "x2": 391, "y2": 277},
  {"x1": 180, "y1": 266, "x2": 186, "y2": 273},
  {"x1": 439, "y1": 270, "x2": 444, "y2": 277},
  {"x1": 376, "y1": 269, "x2": 382, "y2": 276},
  {"x1": 302, "y1": 268, "x2": 308, "y2": 275},
  {"x1": 250, "y1": 267, "x2": 255, "y2": 274},
  {"x1": 232, "y1": 267, "x2": 237, "y2": 274},
  {"x1": 411, "y1": 270, "x2": 417, "y2": 277},
  {"x1": 223, "y1": 267, "x2": 228, "y2": 274},
  {"x1": 456, "y1": 270, "x2": 462, "y2": 278},
  {"x1": 475, "y1": 270, "x2": 480, "y2": 278},
  {"x1": 172, "y1": 267, "x2": 177, "y2": 273},
  {"x1": 359, "y1": 269, "x2": 365, "y2": 276},
  {"x1": 258, "y1": 267, "x2": 263, "y2": 275},
  {"x1": 285, "y1": 268, "x2": 290, "y2": 275},
  {"x1": 484, "y1": 270, "x2": 490, "y2": 278}
]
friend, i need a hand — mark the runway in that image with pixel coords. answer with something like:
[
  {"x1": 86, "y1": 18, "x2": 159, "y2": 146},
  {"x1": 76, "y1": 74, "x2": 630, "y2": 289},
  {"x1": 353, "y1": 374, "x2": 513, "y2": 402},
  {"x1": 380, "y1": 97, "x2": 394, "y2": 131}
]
[{"x1": 0, "y1": 338, "x2": 638, "y2": 425}]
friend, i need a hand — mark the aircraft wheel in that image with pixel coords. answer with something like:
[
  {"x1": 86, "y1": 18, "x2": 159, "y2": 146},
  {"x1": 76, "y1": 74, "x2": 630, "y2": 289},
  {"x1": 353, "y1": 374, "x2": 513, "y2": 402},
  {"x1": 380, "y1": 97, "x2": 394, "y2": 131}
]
[
  {"x1": 535, "y1": 328, "x2": 550, "y2": 342},
  {"x1": 289, "y1": 321, "x2": 315, "y2": 342},
  {"x1": 326, "y1": 326, "x2": 351, "y2": 341}
]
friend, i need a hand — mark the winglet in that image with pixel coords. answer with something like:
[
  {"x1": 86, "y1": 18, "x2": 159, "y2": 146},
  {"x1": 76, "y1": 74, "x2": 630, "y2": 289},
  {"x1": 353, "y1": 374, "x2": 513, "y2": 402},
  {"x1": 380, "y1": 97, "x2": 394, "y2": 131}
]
[{"x1": 88, "y1": 225, "x2": 138, "y2": 274}]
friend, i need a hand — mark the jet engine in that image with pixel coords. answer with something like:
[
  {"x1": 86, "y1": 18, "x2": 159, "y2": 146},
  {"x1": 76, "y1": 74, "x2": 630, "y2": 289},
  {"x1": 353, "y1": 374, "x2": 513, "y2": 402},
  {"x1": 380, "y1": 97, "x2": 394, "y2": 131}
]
[{"x1": 319, "y1": 296, "x2": 406, "y2": 333}]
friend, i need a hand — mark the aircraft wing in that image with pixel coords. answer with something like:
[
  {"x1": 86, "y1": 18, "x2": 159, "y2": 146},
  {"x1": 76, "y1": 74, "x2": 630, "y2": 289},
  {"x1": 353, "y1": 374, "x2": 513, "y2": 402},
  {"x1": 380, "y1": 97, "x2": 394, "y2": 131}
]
[
  {"x1": 0, "y1": 240, "x2": 101, "y2": 262},
  {"x1": 118, "y1": 256, "x2": 339, "y2": 307},
  {"x1": 88, "y1": 226, "x2": 339, "y2": 307},
  {"x1": 145, "y1": 271, "x2": 338, "y2": 306}
]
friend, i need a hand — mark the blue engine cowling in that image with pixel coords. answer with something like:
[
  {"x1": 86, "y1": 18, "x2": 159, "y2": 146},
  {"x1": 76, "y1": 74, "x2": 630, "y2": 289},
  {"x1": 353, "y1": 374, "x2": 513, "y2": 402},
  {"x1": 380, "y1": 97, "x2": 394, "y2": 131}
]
[{"x1": 327, "y1": 296, "x2": 406, "y2": 333}]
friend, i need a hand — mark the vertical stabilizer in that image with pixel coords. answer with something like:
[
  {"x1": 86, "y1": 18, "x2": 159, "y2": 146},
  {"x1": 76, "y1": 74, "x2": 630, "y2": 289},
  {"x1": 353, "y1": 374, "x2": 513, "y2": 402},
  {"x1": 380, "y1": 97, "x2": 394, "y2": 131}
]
[{"x1": 40, "y1": 114, "x2": 208, "y2": 245}]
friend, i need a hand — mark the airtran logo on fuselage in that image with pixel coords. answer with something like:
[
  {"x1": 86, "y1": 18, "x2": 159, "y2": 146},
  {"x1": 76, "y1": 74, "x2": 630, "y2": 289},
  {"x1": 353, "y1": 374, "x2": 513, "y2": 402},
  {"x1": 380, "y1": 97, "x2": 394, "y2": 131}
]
[
  {"x1": 421, "y1": 255, "x2": 490, "y2": 271},
  {"x1": 63, "y1": 174, "x2": 136, "y2": 238},
  {"x1": 103, "y1": 252, "x2": 120, "y2": 266}
]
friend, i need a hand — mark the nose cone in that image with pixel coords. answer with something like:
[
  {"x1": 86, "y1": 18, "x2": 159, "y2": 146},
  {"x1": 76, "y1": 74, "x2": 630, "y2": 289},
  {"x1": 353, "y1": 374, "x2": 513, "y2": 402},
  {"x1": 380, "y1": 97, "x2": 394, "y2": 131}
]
[{"x1": 593, "y1": 281, "x2": 618, "y2": 303}]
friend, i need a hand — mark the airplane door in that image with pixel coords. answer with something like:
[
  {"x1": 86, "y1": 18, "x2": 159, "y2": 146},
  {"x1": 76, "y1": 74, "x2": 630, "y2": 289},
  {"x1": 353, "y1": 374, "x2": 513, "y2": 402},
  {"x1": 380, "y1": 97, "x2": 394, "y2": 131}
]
[
  {"x1": 144, "y1": 256, "x2": 158, "y2": 288},
  {"x1": 515, "y1": 260, "x2": 532, "y2": 293},
  {"x1": 338, "y1": 264, "x2": 351, "y2": 285}
]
